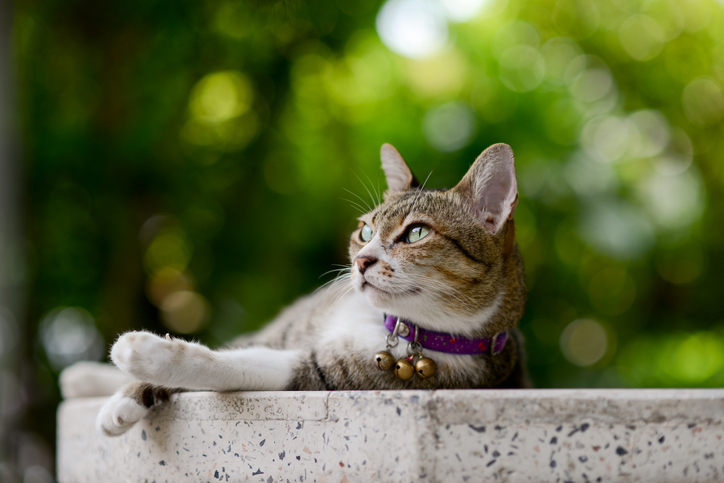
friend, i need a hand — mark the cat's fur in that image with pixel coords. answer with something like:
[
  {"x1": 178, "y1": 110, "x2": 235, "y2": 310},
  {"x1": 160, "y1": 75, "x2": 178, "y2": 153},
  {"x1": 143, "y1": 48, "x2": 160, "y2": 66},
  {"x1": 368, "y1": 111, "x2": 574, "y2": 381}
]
[{"x1": 83, "y1": 142, "x2": 529, "y2": 436}]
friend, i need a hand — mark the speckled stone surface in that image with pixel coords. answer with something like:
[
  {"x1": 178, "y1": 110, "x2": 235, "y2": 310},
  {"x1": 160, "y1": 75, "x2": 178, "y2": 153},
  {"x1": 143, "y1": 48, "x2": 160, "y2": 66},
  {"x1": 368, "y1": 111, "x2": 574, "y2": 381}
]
[{"x1": 58, "y1": 389, "x2": 724, "y2": 482}]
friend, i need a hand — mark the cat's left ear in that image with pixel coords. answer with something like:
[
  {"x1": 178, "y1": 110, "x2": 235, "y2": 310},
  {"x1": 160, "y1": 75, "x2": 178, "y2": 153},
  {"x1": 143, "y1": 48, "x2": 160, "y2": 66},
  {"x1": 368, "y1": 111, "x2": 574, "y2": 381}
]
[
  {"x1": 454, "y1": 143, "x2": 518, "y2": 235},
  {"x1": 381, "y1": 144, "x2": 420, "y2": 192}
]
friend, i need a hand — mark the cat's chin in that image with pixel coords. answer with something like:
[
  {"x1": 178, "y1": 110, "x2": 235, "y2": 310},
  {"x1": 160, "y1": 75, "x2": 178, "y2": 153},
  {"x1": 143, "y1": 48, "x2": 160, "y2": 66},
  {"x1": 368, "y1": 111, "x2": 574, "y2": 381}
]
[
  {"x1": 360, "y1": 281, "x2": 392, "y2": 303},
  {"x1": 358, "y1": 281, "x2": 421, "y2": 310}
]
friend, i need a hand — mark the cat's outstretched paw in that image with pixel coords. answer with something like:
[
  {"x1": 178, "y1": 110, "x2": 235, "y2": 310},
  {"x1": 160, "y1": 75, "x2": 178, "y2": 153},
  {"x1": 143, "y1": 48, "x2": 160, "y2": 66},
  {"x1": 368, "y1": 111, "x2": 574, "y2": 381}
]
[
  {"x1": 96, "y1": 392, "x2": 147, "y2": 436},
  {"x1": 111, "y1": 331, "x2": 179, "y2": 385},
  {"x1": 111, "y1": 330, "x2": 213, "y2": 388}
]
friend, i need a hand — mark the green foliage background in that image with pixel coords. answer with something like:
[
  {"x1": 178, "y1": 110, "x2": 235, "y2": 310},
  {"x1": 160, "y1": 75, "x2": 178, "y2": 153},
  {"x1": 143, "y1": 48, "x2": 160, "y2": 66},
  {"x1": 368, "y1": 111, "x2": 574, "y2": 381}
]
[{"x1": 6, "y1": 0, "x2": 724, "y2": 476}]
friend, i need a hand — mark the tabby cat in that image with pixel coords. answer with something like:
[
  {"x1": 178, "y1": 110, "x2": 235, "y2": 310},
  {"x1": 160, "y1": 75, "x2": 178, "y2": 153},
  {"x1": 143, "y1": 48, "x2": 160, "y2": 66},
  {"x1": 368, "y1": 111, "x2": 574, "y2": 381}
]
[{"x1": 81, "y1": 142, "x2": 529, "y2": 436}]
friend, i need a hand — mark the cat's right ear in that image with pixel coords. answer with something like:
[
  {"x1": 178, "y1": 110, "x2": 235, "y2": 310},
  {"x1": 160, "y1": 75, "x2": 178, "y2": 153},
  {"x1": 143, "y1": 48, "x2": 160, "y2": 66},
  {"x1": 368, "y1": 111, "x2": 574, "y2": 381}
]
[
  {"x1": 381, "y1": 144, "x2": 419, "y2": 192},
  {"x1": 454, "y1": 143, "x2": 518, "y2": 235}
]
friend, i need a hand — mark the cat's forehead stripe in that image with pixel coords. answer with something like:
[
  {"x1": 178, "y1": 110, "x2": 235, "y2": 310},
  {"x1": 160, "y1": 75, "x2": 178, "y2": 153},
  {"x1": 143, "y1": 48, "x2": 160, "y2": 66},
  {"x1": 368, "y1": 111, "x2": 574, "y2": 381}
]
[{"x1": 381, "y1": 190, "x2": 430, "y2": 214}]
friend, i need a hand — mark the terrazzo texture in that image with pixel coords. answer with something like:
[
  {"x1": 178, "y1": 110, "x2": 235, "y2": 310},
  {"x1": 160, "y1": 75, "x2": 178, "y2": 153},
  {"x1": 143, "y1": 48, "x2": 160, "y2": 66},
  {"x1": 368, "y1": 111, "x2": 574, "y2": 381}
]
[{"x1": 58, "y1": 389, "x2": 724, "y2": 482}]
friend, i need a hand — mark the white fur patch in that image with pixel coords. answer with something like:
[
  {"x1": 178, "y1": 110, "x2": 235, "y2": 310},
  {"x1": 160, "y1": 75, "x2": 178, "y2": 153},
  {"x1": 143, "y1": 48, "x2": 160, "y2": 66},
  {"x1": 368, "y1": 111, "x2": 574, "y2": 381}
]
[
  {"x1": 319, "y1": 290, "x2": 387, "y2": 356},
  {"x1": 60, "y1": 361, "x2": 132, "y2": 399},
  {"x1": 318, "y1": 290, "x2": 489, "y2": 376},
  {"x1": 112, "y1": 330, "x2": 301, "y2": 391},
  {"x1": 96, "y1": 392, "x2": 148, "y2": 437}
]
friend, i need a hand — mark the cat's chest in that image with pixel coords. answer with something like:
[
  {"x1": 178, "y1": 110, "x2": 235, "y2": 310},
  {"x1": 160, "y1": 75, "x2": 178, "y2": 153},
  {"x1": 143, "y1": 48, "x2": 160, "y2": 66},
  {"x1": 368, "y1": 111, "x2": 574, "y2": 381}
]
[
  {"x1": 316, "y1": 292, "x2": 399, "y2": 357},
  {"x1": 315, "y1": 291, "x2": 482, "y2": 374}
]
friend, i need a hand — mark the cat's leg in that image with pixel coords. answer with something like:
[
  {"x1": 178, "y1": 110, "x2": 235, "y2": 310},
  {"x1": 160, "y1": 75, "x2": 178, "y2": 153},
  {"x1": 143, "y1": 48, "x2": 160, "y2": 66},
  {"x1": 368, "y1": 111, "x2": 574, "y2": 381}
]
[
  {"x1": 110, "y1": 331, "x2": 302, "y2": 391},
  {"x1": 59, "y1": 361, "x2": 133, "y2": 398},
  {"x1": 95, "y1": 380, "x2": 171, "y2": 436}
]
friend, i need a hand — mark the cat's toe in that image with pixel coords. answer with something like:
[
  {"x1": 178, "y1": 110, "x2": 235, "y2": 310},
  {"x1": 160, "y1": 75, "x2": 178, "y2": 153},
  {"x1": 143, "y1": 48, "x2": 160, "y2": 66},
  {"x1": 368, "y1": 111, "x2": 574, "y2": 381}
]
[
  {"x1": 111, "y1": 331, "x2": 173, "y2": 382},
  {"x1": 96, "y1": 392, "x2": 148, "y2": 437},
  {"x1": 112, "y1": 331, "x2": 155, "y2": 367}
]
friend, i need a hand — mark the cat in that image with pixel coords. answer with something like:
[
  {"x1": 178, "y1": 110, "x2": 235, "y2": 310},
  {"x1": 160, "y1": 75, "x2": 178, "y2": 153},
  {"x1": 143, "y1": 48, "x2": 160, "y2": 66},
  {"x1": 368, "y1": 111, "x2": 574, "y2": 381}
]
[{"x1": 79, "y1": 142, "x2": 529, "y2": 436}]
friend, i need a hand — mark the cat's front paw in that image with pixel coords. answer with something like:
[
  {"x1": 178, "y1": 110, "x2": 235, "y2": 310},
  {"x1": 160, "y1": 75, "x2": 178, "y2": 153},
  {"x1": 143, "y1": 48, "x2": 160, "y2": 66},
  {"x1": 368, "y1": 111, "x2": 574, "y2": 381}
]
[
  {"x1": 111, "y1": 331, "x2": 180, "y2": 385},
  {"x1": 96, "y1": 392, "x2": 147, "y2": 436}
]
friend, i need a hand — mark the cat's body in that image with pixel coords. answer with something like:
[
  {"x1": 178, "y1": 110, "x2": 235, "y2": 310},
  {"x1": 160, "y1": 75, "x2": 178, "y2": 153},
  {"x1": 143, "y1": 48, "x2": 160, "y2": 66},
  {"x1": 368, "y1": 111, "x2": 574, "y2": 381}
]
[{"x1": 80, "y1": 143, "x2": 530, "y2": 436}]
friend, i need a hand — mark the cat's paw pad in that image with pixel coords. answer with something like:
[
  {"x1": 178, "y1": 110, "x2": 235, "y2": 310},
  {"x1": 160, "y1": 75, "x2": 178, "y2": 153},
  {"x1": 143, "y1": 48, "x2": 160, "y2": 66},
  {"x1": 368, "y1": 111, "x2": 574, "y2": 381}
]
[
  {"x1": 111, "y1": 331, "x2": 178, "y2": 384},
  {"x1": 96, "y1": 392, "x2": 147, "y2": 437}
]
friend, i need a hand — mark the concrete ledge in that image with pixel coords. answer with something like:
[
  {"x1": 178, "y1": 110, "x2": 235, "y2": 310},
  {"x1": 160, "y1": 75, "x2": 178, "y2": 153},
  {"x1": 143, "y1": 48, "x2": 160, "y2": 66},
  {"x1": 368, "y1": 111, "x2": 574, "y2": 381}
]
[{"x1": 57, "y1": 389, "x2": 724, "y2": 482}]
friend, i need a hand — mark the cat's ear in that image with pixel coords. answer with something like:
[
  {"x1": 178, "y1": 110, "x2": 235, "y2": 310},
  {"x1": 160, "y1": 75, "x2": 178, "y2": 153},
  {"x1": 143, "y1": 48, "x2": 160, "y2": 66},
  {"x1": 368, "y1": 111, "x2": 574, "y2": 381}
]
[
  {"x1": 381, "y1": 144, "x2": 419, "y2": 192},
  {"x1": 454, "y1": 143, "x2": 518, "y2": 235}
]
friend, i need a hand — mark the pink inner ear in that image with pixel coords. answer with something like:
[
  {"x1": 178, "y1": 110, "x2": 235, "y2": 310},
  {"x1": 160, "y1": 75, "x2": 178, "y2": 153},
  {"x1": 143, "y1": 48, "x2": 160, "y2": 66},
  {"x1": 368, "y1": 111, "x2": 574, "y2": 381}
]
[
  {"x1": 463, "y1": 144, "x2": 518, "y2": 234},
  {"x1": 483, "y1": 167, "x2": 515, "y2": 219},
  {"x1": 380, "y1": 144, "x2": 414, "y2": 193}
]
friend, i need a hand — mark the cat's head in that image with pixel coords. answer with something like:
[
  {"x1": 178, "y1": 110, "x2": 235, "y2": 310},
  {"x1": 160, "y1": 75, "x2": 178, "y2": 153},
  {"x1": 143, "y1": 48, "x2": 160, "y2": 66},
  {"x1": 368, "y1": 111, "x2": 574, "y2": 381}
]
[{"x1": 349, "y1": 143, "x2": 523, "y2": 335}]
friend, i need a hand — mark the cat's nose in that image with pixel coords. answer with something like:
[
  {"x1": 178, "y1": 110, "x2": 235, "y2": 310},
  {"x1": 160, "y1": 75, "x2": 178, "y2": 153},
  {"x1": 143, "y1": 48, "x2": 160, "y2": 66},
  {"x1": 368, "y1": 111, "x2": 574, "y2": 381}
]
[{"x1": 355, "y1": 256, "x2": 378, "y2": 274}]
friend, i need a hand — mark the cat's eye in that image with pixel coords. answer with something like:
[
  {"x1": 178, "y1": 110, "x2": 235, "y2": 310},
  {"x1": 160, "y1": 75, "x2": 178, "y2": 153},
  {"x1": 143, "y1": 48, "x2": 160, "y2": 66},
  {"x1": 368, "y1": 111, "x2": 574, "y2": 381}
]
[
  {"x1": 360, "y1": 224, "x2": 374, "y2": 242},
  {"x1": 405, "y1": 224, "x2": 431, "y2": 243}
]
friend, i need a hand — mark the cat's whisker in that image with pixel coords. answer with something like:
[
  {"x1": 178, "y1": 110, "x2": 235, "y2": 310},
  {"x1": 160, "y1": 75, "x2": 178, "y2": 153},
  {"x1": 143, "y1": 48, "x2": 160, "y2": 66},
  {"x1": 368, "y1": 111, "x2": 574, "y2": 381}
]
[
  {"x1": 313, "y1": 274, "x2": 353, "y2": 307},
  {"x1": 315, "y1": 269, "x2": 351, "y2": 291},
  {"x1": 340, "y1": 197, "x2": 368, "y2": 214},
  {"x1": 327, "y1": 281, "x2": 355, "y2": 308},
  {"x1": 353, "y1": 172, "x2": 381, "y2": 210},
  {"x1": 342, "y1": 187, "x2": 373, "y2": 213},
  {"x1": 361, "y1": 170, "x2": 383, "y2": 206},
  {"x1": 317, "y1": 267, "x2": 351, "y2": 279},
  {"x1": 412, "y1": 170, "x2": 434, "y2": 207}
]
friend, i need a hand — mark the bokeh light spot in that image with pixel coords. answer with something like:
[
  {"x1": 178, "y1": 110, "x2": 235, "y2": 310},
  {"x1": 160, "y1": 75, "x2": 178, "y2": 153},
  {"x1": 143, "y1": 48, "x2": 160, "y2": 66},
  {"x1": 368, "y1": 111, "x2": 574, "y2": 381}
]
[
  {"x1": 540, "y1": 36, "x2": 583, "y2": 85},
  {"x1": 492, "y1": 21, "x2": 540, "y2": 59},
  {"x1": 422, "y1": 102, "x2": 476, "y2": 152},
  {"x1": 181, "y1": 112, "x2": 259, "y2": 152},
  {"x1": 579, "y1": 200, "x2": 654, "y2": 260},
  {"x1": 39, "y1": 307, "x2": 104, "y2": 370},
  {"x1": 403, "y1": 49, "x2": 468, "y2": 97},
  {"x1": 552, "y1": 0, "x2": 600, "y2": 40},
  {"x1": 664, "y1": 333, "x2": 724, "y2": 384},
  {"x1": 682, "y1": 77, "x2": 724, "y2": 127},
  {"x1": 439, "y1": 0, "x2": 491, "y2": 22},
  {"x1": 190, "y1": 71, "x2": 253, "y2": 123},
  {"x1": 653, "y1": 128, "x2": 693, "y2": 176},
  {"x1": 569, "y1": 67, "x2": 613, "y2": 103},
  {"x1": 560, "y1": 319, "x2": 609, "y2": 366},
  {"x1": 645, "y1": 0, "x2": 684, "y2": 42},
  {"x1": 581, "y1": 115, "x2": 640, "y2": 163},
  {"x1": 147, "y1": 267, "x2": 194, "y2": 307},
  {"x1": 628, "y1": 110, "x2": 669, "y2": 159},
  {"x1": 144, "y1": 229, "x2": 193, "y2": 273},
  {"x1": 618, "y1": 15, "x2": 665, "y2": 61},
  {"x1": 214, "y1": 3, "x2": 254, "y2": 39},
  {"x1": 498, "y1": 45, "x2": 546, "y2": 92},
  {"x1": 564, "y1": 151, "x2": 616, "y2": 197},
  {"x1": 656, "y1": 247, "x2": 705, "y2": 285},
  {"x1": 637, "y1": 169, "x2": 705, "y2": 231},
  {"x1": 160, "y1": 290, "x2": 210, "y2": 334},
  {"x1": 325, "y1": 37, "x2": 394, "y2": 107},
  {"x1": 376, "y1": 0, "x2": 449, "y2": 59}
]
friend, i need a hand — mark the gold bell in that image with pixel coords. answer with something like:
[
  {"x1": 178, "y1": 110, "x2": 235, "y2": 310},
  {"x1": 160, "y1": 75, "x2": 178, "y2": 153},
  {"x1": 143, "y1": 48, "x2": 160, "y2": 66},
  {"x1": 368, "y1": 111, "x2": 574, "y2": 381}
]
[
  {"x1": 394, "y1": 358, "x2": 415, "y2": 380},
  {"x1": 415, "y1": 357, "x2": 437, "y2": 378},
  {"x1": 374, "y1": 351, "x2": 395, "y2": 371}
]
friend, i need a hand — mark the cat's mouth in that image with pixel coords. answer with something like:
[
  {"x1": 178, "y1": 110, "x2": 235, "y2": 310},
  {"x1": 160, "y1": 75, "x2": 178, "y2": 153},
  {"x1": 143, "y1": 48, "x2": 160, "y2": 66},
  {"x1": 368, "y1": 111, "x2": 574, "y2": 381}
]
[{"x1": 362, "y1": 280, "x2": 421, "y2": 297}]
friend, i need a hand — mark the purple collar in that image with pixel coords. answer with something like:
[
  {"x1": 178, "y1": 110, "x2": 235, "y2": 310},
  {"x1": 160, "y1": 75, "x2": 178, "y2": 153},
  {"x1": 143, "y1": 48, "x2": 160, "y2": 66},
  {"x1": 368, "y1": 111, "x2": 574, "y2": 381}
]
[{"x1": 383, "y1": 314, "x2": 508, "y2": 355}]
